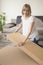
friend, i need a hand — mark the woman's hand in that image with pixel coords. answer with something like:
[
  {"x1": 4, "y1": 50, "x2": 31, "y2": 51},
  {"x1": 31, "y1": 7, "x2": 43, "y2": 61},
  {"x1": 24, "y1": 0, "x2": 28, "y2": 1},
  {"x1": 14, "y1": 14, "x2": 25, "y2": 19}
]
[{"x1": 18, "y1": 41, "x2": 25, "y2": 47}]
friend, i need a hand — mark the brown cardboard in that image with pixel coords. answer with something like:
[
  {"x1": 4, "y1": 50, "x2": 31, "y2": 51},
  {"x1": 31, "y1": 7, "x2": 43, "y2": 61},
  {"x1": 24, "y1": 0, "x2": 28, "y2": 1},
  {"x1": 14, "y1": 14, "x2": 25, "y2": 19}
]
[
  {"x1": 0, "y1": 46, "x2": 39, "y2": 65},
  {"x1": 7, "y1": 32, "x2": 43, "y2": 65}
]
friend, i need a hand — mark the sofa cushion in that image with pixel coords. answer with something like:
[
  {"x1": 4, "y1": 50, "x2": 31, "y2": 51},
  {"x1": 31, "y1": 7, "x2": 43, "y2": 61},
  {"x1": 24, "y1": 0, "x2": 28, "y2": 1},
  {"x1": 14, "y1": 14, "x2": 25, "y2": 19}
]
[{"x1": 16, "y1": 16, "x2": 22, "y2": 24}]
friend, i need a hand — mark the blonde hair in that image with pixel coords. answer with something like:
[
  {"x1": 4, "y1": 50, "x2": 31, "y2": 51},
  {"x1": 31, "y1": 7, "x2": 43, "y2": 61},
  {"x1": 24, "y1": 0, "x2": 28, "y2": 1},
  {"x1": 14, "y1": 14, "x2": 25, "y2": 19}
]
[{"x1": 22, "y1": 4, "x2": 31, "y2": 15}]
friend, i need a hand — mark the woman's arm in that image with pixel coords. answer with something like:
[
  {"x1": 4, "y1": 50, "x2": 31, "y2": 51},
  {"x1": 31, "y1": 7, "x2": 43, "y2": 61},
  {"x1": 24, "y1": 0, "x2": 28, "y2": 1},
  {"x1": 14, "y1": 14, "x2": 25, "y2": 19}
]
[
  {"x1": 15, "y1": 22, "x2": 22, "y2": 32},
  {"x1": 24, "y1": 21, "x2": 35, "y2": 43},
  {"x1": 18, "y1": 21, "x2": 35, "y2": 46}
]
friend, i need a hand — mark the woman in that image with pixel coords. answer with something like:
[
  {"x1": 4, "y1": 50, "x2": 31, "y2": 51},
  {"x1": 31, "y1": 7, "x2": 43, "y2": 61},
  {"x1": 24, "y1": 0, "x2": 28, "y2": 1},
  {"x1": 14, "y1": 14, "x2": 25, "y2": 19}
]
[{"x1": 16, "y1": 4, "x2": 39, "y2": 46}]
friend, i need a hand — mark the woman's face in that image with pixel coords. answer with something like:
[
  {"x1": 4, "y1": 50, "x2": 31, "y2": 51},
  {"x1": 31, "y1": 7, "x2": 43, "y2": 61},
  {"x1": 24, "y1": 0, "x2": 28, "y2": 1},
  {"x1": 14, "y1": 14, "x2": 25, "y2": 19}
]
[{"x1": 23, "y1": 7, "x2": 31, "y2": 17}]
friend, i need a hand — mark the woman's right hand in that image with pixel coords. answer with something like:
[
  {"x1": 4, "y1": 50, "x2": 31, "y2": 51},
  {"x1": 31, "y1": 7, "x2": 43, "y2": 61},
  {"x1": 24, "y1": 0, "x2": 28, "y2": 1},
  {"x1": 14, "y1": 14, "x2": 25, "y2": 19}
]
[{"x1": 18, "y1": 41, "x2": 25, "y2": 47}]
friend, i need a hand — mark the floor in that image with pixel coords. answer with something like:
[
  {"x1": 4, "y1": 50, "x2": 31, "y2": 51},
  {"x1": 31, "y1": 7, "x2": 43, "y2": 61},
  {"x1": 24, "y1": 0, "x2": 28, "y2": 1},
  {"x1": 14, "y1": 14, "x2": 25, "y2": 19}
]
[{"x1": 0, "y1": 34, "x2": 16, "y2": 49}]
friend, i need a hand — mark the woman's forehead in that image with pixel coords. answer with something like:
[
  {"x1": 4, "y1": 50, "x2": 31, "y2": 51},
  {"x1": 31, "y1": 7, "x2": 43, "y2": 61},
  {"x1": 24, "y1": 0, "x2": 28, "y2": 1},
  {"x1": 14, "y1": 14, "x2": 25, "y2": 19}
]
[{"x1": 23, "y1": 7, "x2": 29, "y2": 10}]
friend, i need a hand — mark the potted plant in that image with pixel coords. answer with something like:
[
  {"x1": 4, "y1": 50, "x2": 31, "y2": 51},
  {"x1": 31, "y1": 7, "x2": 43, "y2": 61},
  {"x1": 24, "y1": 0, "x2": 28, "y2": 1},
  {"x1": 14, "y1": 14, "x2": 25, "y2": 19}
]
[
  {"x1": 0, "y1": 12, "x2": 6, "y2": 39},
  {"x1": 0, "y1": 12, "x2": 6, "y2": 32}
]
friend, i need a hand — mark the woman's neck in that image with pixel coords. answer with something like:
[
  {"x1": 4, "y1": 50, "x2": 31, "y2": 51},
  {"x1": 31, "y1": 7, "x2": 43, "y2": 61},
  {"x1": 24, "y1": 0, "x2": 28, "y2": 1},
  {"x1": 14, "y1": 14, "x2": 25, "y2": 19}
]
[{"x1": 23, "y1": 14, "x2": 31, "y2": 19}]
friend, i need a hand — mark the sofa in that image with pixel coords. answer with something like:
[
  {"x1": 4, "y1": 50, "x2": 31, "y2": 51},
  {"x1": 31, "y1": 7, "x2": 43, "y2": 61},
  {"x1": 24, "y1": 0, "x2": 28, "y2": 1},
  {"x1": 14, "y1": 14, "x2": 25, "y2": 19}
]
[
  {"x1": 3, "y1": 16, "x2": 43, "y2": 47},
  {"x1": 3, "y1": 16, "x2": 43, "y2": 34}
]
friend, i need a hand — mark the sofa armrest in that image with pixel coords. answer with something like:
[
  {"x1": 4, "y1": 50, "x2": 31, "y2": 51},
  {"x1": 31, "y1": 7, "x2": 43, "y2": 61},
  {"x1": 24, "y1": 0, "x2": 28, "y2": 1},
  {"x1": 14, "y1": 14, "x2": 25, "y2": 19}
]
[
  {"x1": 36, "y1": 27, "x2": 43, "y2": 40},
  {"x1": 37, "y1": 27, "x2": 43, "y2": 35},
  {"x1": 3, "y1": 23, "x2": 16, "y2": 28}
]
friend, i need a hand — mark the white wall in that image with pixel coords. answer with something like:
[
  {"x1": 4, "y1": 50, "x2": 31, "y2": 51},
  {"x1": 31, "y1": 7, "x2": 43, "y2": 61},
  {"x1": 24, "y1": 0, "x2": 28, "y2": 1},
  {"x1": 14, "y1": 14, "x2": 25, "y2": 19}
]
[
  {"x1": 29, "y1": 0, "x2": 43, "y2": 16},
  {"x1": 0, "y1": 0, "x2": 1, "y2": 10},
  {"x1": 1, "y1": 0, "x2": 29, "y2": 23},
  {"x1": 1, "y1": 0, "x2": 43, "y2": 23}
]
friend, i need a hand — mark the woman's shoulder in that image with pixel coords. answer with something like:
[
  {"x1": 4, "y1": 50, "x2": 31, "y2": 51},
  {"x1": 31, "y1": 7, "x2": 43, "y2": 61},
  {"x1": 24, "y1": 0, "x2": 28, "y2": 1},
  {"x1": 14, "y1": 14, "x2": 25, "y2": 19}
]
[
  {"x1": 30, "y1": 15, "x2": 40, "y2": 22},
  {"x1": 30, "y1": 15, "x2": 35, "y2": 19},
  {"x1": 29, "y1": 15, "x2": 35, "y2": 22}
]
